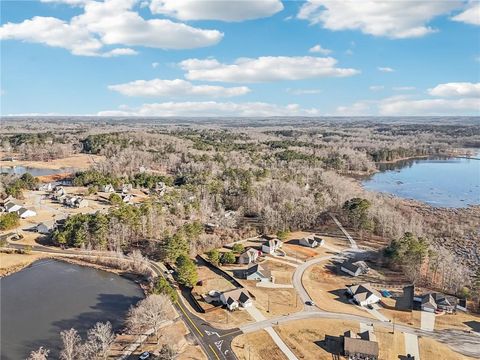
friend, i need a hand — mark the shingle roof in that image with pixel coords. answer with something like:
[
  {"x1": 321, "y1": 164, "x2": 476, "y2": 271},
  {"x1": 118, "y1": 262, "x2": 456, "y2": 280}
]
[{"x1": 344, "y1": 337, "x2": 379, "y2": 357}]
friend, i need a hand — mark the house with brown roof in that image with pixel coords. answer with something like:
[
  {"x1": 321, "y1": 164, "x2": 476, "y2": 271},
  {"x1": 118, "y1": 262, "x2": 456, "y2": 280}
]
[{"x1": 343, "y1": 335, "x2": 379, "y2": 360}]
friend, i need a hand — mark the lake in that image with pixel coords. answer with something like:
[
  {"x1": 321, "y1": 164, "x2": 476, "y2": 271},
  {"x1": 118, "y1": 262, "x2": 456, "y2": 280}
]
[
  {"x1": 0, "y1": 165, "x2": 75, "y2": 177},
  {"x1": 0, "y1": 259, "x2": 144, "y2": 360},
  {"x1": 362, "y1": 154, "x2": 480, "y2": 208}
]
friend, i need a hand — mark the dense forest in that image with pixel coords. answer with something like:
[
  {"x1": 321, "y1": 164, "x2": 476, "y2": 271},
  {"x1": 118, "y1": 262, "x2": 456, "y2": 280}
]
[{"x1": 1, "y1": 117, "x2": 479, "y2": 300}]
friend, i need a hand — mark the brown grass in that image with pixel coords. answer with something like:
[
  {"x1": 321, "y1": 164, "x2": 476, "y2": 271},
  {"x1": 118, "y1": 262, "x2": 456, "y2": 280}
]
[
  {"x1": 0, "y1": 252, "x2": 45, "y2": 276},
  {"x1": 274, "y1": 318, "x2": 359, "y2": 360},
  {"x1": 418, "y1": 337, "x2": 477, "y2": 360},
  {"x1": 194, "y1": 264, "x2": 237, "y2": 294},
  {"x1": 0, "y1": 153, "x2": 104, "y2": 170},
  {"x1": 264, "y1": 260, "x2": 295, "y2": 285},
  {"x1": 232, "y1": 330, "x2": 288, "y2": 360},
  {"x1": 434, "y1": 311, "x2": 480, "y2": 331},
  {"x1": 303, "y1": 263, "x2": 376, "y2": 319},
  {"x1": 372, "y1": 327, "x2": 405, "y2": 360}
]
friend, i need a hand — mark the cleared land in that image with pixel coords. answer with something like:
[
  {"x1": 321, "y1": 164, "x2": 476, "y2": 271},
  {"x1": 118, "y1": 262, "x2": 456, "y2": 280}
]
[
  {"x1": 0, "y1": 252, "x2": 45, "y2": 276},
  {"x1": 303, "y1": 262, "x2": 376, "y2": 319},
  {"x1": 0, "y1": 152, "x2": 105, "y2": 170},
  {"x1": 232, "y1": 330, "x2": 288, "y2": 360},
  {"x1": 274, "y1": 318, "x2": 359, "y2": 360},
  {"x1": 418, "y1": 336, "x2": 477, "y2": 360}
]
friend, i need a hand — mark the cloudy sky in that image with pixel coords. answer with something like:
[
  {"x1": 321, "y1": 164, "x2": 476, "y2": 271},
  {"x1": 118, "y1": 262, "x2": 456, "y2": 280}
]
[{"x1": 1, "y1": 0, "x2": 479, "y2": 117}]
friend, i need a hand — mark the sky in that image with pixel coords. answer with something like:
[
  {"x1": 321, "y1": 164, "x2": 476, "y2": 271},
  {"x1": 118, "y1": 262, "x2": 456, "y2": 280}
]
[{"x1": 0, "y1": 0, "x2": 479, "y2": 117}]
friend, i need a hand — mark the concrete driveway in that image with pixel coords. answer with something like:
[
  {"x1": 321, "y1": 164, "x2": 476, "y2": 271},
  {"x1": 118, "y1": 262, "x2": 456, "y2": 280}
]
[{"x1": 421, "y1": 311, "x2": 435, "y2": 331}]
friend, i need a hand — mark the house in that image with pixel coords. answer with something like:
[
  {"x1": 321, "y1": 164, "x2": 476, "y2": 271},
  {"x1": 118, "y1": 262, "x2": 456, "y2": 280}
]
[
  {"x1": 343, "y1": 330, "x2": 379, "y2": 360},
  {"x1": 347, "y1": 283, "x2": 382, "y2": 306},
  {"x1": 418, "y1": 293, "x2": 457, "y2": 313},
  {"x1": 219, "y1": 289, "x2": 252, "y2": 311},
  {"x1": 1, "y1": 195, "x2": 16, "y2": 205},
  {"x1": 75, "y1": 198, "x2": 89, "y2": 208},
  {"x1": 238, "y1": 248, "x2": 260, "y2": 264},
  {"x1": 5, "y1": 201, "x2": 22, "y2": 213},
  {"x1": 38, "y1": 183, "x2": 53, "y2": 191},
  {"x1": 102, "y1": 184, "x2": 115, "y2": 193},
  {"x1": 261, "y1": 238, "x2": 282, "y2": 254},
  {"x1": 299, "y1": 235, "x2": 324, "y2": 248},
  {"x1": 17, "y1": 207, "x2": 36, "y2": 218},
  {"x1": 121, "y1": 193, "x2": 134, "y2": 204},
  {"x1": 52, "y1": 186, "x2": 67, "y2": 200},
  {"x1": 36, "y1": 221, "x2": 55, "y2": 234},
  {"x1": 341, "y1": 260, "x2": 370, "y2": 277},
  {"x1": 122, "y1": 183, "x2": 133, "y2": 193},
  {"x1": 238, "y1": 263, "x2": 273, "y2": 282}
]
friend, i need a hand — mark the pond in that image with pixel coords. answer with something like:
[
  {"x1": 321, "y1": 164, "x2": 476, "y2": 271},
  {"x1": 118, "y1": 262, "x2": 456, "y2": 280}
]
[
  {"x1": 0, "y1": 259, "x2": 144, "y2": 360},
  {"x1": 362, "y1": 154, "x2": 480, "y2": 208},
  {"x1": 0, "y1": 165, "x2": 75, "y2": 177}
]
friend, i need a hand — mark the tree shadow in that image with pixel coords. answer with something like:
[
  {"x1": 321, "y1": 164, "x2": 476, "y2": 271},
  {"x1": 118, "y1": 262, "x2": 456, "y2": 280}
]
[{"x1": 18, "y1": 293, "x2": 142, "y2": 359}]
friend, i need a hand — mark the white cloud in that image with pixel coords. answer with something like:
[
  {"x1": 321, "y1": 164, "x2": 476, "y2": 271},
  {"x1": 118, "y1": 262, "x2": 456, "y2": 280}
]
[
  {"x1": 309, "y1": 44, "x2": 332, "y2": 55},
  {"x1": 379, "y1": 96, "x2": 480, "y2": 115},
  {"x1": 297, "y1": 0, "x2": 462, "y2": 38},
  {"x1": 452, "y1": 1, "x2": 480, "y2": 25},
  {"x1": 98, "y1": 101, "x2": 321, "y2": 117},
  {"x1": 286, "y1": 88, "x2": 322, "y2": 95},
  {"x1": 378, "y1": 66, "x2": 395, "y2": 72},
  {"x1": 369, "y1": 85, "x2": 384, "y2": 91},
  {"x1": 152, "y1": 62, "x2": 159, "y2": 68},
  {"x1": 180, "y1": 56, "x2": 359, "y2": 83},
  {"x1": 428, "y1": 82, "x2": 480, "y2": 97},
  {"x1": 0, "y1": 0, "x2": 223, "y2": 56},
  {"x1": 149, "y1": 0, "x2": 283, "y2": 21},
  {"x1": 40, "y1": 0, "x2": 88, "y2": 5},
  {"x1": 392, "y1": 86, "x2": 416, "y2": 91},
  {"x1": 108, "y1": 78, "x2": 250, "y2": 97},
  {"x1": 335, "y1": 101, "x2": 373, "y2": 116}
]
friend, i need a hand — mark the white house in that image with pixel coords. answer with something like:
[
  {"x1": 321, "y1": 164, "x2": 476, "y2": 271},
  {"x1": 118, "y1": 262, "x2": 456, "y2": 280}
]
[
  {"x1": 341, "y1": 260, "x2": 369, "y2": 277},
  {"x1": 347, "y1": 283, "x2": 381, "y2": 307},
  {"x1": 299, "y1": 235, "x2": 324, "y2": 248},
  {"x1": 238, "y1": 248, "x2": 259, "y2": 264},
  {"x1": 5, "y1": 201, "x2": 22, "y2": 213},
  {"x1": 121, "y1": 193, "x2": 134, "y2": 204},
  {"x1": 17, "y1": 207, "x2": 37, "y2": 219},
  {"x1": 220, "y1": 289, "x2": 252, "y2": 311},
  {"x1": 38, "y1": 183, "x2": 53, "y2": 191},
  {"x1": 261, "y1": 238, "x2": 282, "y2": 255},
  {"x1": 102, "y1": 184, "x2": 115, "y2": 193}
]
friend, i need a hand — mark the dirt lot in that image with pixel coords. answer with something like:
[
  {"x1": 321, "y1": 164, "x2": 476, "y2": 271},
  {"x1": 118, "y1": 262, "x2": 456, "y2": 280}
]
[
  {"x1": 194, "y1": 263, "x2": 237, "y2": 295},
  {"x1": 434, "y1": 311, "x2": 480, "y2": 331},
  {"x1": 303, "y1": 262, "x2": 376, "y2": 319},
  {"x1": 240, "y1": 283, "x2": 303, "y2": 318},
  {"x1": 232, "y1": 330, "x2": 288, "y2": 360},
  {"x1": 274, "y1": 318, "x2": 359, "y2": 360},
  {"x1": 263, "y1": 260, "x2": 295, "y2": 285},
  {"x1": 0, "y1": 152, "x2": 104, "y2": 170},
  {"x1": 418, "y1": 336, "x2": 477, "y2": 360},
  {"x1": 0, "y1": 252, "x2": 46, "y2": 276}
]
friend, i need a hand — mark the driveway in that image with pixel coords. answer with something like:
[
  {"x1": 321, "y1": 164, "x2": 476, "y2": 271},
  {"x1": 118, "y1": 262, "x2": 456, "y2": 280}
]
[
  {"x1": 421, "y1": 311, "x2": 435, "y2": 331},
  {"x1": 404, "y1": 332, "x2": 421, "y2": 360}
]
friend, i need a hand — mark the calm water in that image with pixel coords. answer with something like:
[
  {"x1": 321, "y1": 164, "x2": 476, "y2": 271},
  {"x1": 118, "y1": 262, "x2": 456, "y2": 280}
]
[
  {"x1": 0, "y1": 259, "x2": 143, "y2": 360},
  {"x1": 363, "y1": 155, "x2": 480, "y2": 208},
  {"x1": 0, "y1": 165, "x2": 74, "y2": 177}
]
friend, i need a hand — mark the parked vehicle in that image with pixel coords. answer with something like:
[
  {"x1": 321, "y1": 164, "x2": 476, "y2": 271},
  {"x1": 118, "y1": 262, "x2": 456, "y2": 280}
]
[
  {"x1": 139, "y1": 351, "x2": 150, "y2": 359},
  {"x1": 305, "y1": 300, "x2": 315, "y2": 306}
]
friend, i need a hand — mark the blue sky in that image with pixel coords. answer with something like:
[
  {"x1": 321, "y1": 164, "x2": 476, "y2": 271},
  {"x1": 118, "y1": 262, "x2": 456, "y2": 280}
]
[{"x1": 1, "y1": 0, "x2": 479, "y2": 116}]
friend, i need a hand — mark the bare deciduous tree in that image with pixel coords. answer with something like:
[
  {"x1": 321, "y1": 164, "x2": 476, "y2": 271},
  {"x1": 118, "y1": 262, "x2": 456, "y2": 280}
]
[
  {"x1": 84, "y1": 322, "x2": 116, "y2": 360},
  {"x1": 126, "y1": 294, "x2": 170, "y2": 344},
  {"x1": 26, "y1": 347, "x2": 50, "y2": 360},
  {"x1": 60, "y1": 328, "x2": 81, "y2": 360}
]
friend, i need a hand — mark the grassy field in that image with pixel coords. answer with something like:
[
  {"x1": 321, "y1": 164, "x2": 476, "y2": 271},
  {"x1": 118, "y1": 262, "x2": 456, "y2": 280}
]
[
  {"x1": 232, "y1": 330, "x2": 288, "y2": 360},
  {"x1": 418, "y1": 336, "x2": 477, "y2": 360},
  {"x1": 274, "y1": 318, "x2": 359, "y2": 360},
  {"x1": 0, "y1": 252, "x2": 45, "y2": 276},
  {"x1": 303, "y1": 262, "x2": 376, "y2": 319},
  {"x1": 0, "y1": 152, "x2": 104, "y2": 170}
]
